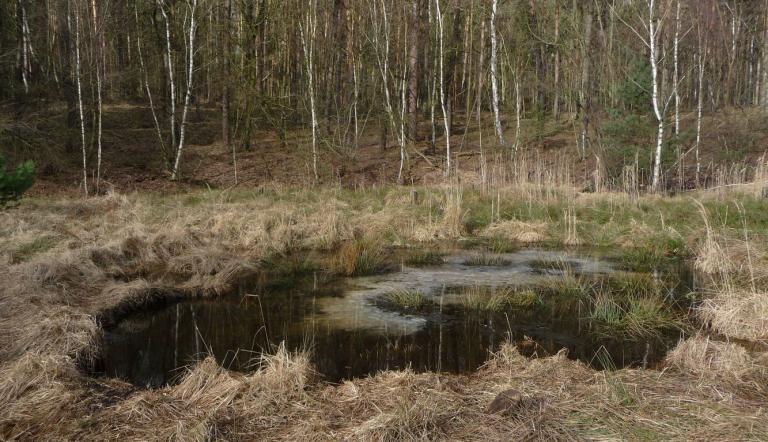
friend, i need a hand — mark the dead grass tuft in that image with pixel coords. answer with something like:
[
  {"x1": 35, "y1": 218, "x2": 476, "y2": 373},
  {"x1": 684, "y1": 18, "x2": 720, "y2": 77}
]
[
  {"x1": 699, "y1": 288, "x2": 768, "y2": 342},
  {"x1": 666, "y1": 336, "x2": 768, "y2": 399},
  {"x1": 482, "y1": 220, "x2": 547, "y2": 244}
]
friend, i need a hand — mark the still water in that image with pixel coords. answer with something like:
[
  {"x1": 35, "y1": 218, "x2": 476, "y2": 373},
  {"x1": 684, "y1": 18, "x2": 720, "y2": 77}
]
[{"x1": 97, "y1": 249, "x2": 691, "y2": 387}]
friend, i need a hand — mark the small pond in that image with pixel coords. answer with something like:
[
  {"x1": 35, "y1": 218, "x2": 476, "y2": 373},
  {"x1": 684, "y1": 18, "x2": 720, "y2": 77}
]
[{"x1": 95, "y1": 249, "x2": 694, "y2": 387}]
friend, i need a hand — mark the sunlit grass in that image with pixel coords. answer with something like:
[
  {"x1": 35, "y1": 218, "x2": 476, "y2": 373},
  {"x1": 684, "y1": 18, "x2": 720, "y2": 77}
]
[
  {"x1": 457, "y1": 286, "x2": 541, "y2": 312},
  {"x1": 380, "y1": 290, "x2": 432, "y2": 312},
  {"x1": 404, "y1": 249, "x2": 445, "y2": 266},
  {"x1": 331, "y1": 239, "x2": 392, "y2": 276}
]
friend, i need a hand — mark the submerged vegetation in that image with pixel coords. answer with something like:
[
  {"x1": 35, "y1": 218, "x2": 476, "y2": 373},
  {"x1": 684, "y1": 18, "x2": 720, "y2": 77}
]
[{"x1": 462, "y1": 253, "x2": 511, "y2": 267}]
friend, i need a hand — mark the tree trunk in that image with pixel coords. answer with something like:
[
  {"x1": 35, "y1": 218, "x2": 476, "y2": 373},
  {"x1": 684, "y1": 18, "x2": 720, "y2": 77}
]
[
  {"x1": 159, "y1": 1, "x2": 177, "y2": 154},
  {"x1": 171, "y1": 0, "x2": 197, "y2": 181},
  {"x1": 673, "y1": 0, "x2": 680, "y2": 136},
  {"x1": 300, "y1": 0, "x2": 319, "y2": 183},
  {"x1": 490, "y1": 0, "x2": 504, "y2": 146},
  {"x1": 408, "y1": 0, "x2": 420, "y2": 141},
  {"x1": 649, "y1": 0, "x2": 664, "y2": 192},
  {"x1": 762, "y1": 1, "x2": 768, "y2": 110},
  {"x1": 579, "y1": 1, "x2": 593, "y2": 158},
  {"x1": 72, "y1": 2, "x2": 88, "y2": 195},
  {"x1": 436, "y1": 0, "x2": 450, "y2": 176},
  {"x1": 221, "y1": 0, "x2": 231, "y2": 150}
]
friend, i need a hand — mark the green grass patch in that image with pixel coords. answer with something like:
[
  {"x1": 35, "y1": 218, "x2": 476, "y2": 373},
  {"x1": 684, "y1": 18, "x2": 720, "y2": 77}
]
[
  {"x1": 404, "y1": 249, "x2": 445, "y2": 266},
  {"x1": 10, "y1": 235, "x2": 59, "y2": 264},
  {"x1": 380, "y1": 290, "x2": 432, "y2": 312},
  {"x1": 458, "y1": 286, "x2": 541, "y2": 312}
]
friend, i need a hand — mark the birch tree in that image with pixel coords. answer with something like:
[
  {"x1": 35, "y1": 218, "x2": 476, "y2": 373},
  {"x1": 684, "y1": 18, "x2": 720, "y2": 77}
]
[
  {"x1": 435, "y1": 0, "x2": 451, "y2": 176},
  {"x1": 170, "y1": 0, "x2": 198, "y2": 181},
  {"x1": 673, "y1": 0, "x2": 680, "y2": 136},
  {"x1": 649, "y1": 0, "x2": 666, "y2": 192},
  {"x1": 489, "y1": 0, "x2": 504, "y2": 146},
  {"x1": 300, "y1": 0, "x2": 319, "y2": 182},
  {"x1": 71, "y1": 0, "x2": 88, "y2": 196},
  {"x1": 90, "y1": 0, "x2": 104, "y2": 191},
  {"x1": 762, "y1": 1, "x2": 768, "y2": 110},
  {"x1": 158, "y1": 0, "x2": 177, "y2": 152}
]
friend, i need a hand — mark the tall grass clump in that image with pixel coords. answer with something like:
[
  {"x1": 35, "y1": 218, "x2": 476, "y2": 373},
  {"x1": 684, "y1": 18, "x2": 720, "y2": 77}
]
[
  {"x1": 588, "y1": 290, "x2": 685, "y2": 338},
  {"x1": 380, "y1": 290, "x2": 432, "y2": 312},
  {"x1": 331, "y1": 238, "x2": 391, "y2": 276},
  {"x1": 458, "y1": 286, "x2": 540, "y2": 312},
  {"x1": 405, "y1": 249, "x2": 445, "y2": 266}
]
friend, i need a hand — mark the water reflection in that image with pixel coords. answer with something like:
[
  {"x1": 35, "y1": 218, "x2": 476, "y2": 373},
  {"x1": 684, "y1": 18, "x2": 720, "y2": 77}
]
[{"x1": 97, "y1": 249, "x2": 690, "y2": 387}]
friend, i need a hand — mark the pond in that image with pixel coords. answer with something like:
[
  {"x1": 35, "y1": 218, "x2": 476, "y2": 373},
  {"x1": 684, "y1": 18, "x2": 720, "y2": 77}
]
[{"x1": 95, "y1": 248, "x2": 694, "y2": 387}]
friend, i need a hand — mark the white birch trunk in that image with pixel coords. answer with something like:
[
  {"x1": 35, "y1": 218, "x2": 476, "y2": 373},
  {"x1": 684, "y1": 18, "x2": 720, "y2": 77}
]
[
  {"x1": 435, "y1": 0, "x2": 450, "y2": 176},
  {"x1": 300, "y1": 0, "x2": 319, "y2": 183},
  {"x1": 73, "y1": 4, "x2": 88, "y2": 196},
  {"x1": 19, "y1": 0, "x2": 30, "y2": 94},
  {"x1": 696, "y1": 52, "x2": 704, "y2": 187},
  {"x1": 514, "y1": 74, "x2": 521, "y2": 153},
  {"x1": 489, "y1": 0, "x2": 504, "y2": 146},
  {"x1": 159, "y1": 1, "x2": 176, "y2": 151},
  {"x1": 762, "y1": 2, "x2": 768, "y2": 109},
  {"x1": 399, "y1": 50, "x2": 408, "y2": 184},
  {"x1": 171, "y1": 0, "x2": 197, "y2": 181},
  {"x1": 372, "y1": 0, "x2": 406, "y2": 183},
  {"x1": 353, "y1": 58, "x2": 359, "y2": 150},
  {"x1": 673, "y1": 0, "x2": 680, "y2": 136},
  {"x1": 649, "y1": 0, "x2": 664, "y2": 192}
]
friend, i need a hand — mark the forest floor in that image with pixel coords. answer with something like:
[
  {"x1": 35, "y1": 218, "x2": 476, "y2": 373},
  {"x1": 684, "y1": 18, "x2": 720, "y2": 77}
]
[
  {"x1": 3, "y1": 103, "x2": 768, "y2": 195},
  {"x1": 1, "y1": 184, "x2": 767, "y2": 440}
]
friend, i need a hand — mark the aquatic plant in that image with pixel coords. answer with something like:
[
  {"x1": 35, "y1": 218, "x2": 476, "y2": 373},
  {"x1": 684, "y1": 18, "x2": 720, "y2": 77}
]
[
  {"x1": 463, "y1": 253, "x2": 510, "y2": 267},
  {"x1": 331, "y1": 239, "x2": 391, "y2": 276},
  {"x1": 404, "y1": 249, "x2": 445, "y2": 266},
  {"x1": 458, "y1": 286, "x2": 540, "y2": 313},
  {"x1": 381, "y1": 290, "x2": 432, "y2": 312}
]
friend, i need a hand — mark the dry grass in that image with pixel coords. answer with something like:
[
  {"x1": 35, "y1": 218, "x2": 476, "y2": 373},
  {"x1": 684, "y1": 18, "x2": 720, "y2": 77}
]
[
  {"x1": 666, "y1": 336, "x2": 768, "y2": 400},
  {"x1": 482, "y1": 220, "x2": 547, "y2": 244},
  {"x1": 699, "y1": 288, "x2": 768, "y2": 343},
  {"x1": 1, "y1": 185, "x2": 768, "y2": 439}
]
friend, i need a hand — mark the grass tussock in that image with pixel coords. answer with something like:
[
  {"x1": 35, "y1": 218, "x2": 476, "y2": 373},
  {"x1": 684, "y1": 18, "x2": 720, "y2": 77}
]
[
  {"x1": 458, "y1": 286, "x2": 541, "y2": 313},
  {"x1": 482, "y1": 220, "x2": 547, "y2": 244},
  {"x1": 699, "y1": 287, "x2": 768, "y2": 342},
  {"x1": 380, "y1": 290, "x2": 432, "y2": 312},
  {"x1": 666, "y1": 336, "x2": 768, "y2": 400},
  {"x1": 331, "y1": 239, "x2": 391, "y2": 276},
  {"x1": 404, "y1": 249, "x2": 445, "y2": 266}
]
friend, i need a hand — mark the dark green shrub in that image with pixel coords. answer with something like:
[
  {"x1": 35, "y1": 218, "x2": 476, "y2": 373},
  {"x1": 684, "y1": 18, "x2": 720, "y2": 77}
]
[{"x1": 0, "y1": 155, "x2": 35, "y2": 206}]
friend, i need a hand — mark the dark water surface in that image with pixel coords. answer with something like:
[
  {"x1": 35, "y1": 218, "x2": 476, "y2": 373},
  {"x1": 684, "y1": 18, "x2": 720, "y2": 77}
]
[{"x1": 96, "y1": 249, "x2": 693, "y2": 387}]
